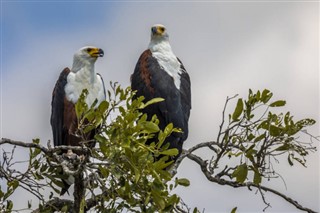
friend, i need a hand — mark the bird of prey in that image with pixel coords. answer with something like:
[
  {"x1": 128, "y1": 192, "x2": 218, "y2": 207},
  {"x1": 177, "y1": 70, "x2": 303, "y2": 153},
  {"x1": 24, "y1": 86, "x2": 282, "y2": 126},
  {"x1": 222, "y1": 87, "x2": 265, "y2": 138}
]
[
  {"x1": 131, "y1": 24, "x2": 191, "y2": 161},
  {"x1": 50, "y1": 46, "x2": 105, "y2": 195}
]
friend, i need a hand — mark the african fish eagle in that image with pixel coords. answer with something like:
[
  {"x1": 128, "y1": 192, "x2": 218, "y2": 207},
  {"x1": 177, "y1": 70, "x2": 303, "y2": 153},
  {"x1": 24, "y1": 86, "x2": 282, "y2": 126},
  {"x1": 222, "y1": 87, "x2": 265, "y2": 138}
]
[
  {"x1": 50, "y1": 46, "x2": 105, "y2": 195},
  {"x1": 131, "y1": 24, "x2": 191, "y2": 160}
]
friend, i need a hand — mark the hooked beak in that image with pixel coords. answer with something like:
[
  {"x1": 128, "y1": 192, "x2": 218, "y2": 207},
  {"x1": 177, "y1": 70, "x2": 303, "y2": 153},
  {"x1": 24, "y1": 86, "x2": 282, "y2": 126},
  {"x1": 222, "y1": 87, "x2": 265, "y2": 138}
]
[{"x1": 89, "y1": 48, "x2": 104, "y2": 58}]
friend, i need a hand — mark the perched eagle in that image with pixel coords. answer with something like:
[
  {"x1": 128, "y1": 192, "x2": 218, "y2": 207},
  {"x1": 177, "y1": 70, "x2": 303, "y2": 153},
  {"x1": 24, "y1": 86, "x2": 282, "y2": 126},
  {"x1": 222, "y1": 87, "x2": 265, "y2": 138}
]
[
  {"x1": 131, "y1": 24, "x2": 191, "y2": 160},
  {"x1": 50, "y1": 46, "x2": 105, "y2": 195}
]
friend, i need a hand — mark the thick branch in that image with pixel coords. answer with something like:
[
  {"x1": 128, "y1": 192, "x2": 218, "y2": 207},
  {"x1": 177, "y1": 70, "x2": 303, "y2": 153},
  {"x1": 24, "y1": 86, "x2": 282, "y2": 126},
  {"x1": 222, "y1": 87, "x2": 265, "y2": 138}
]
[
  {"x1": 1, "y1": 138, "x2": 49, "y2": 154},
  {"x1": 1, "y1": 138, "x2": 92, "y2": 154},
  {"x1": 170, "y1": 141, "x2": 221, "y2": 176}
]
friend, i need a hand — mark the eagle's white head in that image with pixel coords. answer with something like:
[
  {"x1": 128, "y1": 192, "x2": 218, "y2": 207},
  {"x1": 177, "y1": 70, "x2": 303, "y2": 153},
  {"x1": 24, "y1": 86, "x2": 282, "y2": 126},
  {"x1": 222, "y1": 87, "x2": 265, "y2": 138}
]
[
  {"x1": 71, "y1": 46, "x2": 104, "y2": 73},
  {"x1": 148, "y1": 24, "x2": 171, "y2": 52},
  {"x1": 150, "y1": 24, "x2": 169, "y2": 41},
  {"x1": 147, "y1": 24, "x2": 182, "y2": 90}
]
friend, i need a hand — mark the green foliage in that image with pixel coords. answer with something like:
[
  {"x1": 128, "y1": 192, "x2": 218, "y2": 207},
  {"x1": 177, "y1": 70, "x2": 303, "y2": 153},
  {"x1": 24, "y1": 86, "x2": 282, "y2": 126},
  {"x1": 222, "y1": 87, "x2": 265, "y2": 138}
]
[
  {"x1": 226, "y1": 89, "x2": 316, "y2": 185},
  {"x1": 68, "y1": 83, "x2": 184, "y2": 212},
  {"x1": 1, "y1": 83, "x2": 188, "y2": 212},
  {"x1": 0, "y1": 181, "x2": 17, "y2": 212},
  {"x1": 92, "y1": 83, "x2": 183, "y2": 212},
  {"x1": 1, "y1": 87, "x2": 317, "y2": 213}
]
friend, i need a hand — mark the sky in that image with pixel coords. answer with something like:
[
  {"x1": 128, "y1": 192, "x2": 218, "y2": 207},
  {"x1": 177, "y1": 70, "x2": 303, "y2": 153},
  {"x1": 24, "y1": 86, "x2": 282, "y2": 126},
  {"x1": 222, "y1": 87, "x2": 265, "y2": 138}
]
[{"x1": 1, "y1": 1, "x2": 319, "y2": 212}]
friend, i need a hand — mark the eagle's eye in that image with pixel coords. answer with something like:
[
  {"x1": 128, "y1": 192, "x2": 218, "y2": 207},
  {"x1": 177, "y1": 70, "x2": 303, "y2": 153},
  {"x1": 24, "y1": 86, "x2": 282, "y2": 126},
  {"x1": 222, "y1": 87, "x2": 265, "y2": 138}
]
[
  {"x1": 159, "y1": 27, "x2": 165, "y2": 33},
  {"x1": 86, "y1": 48, "x2": 92, "y2": 53}
]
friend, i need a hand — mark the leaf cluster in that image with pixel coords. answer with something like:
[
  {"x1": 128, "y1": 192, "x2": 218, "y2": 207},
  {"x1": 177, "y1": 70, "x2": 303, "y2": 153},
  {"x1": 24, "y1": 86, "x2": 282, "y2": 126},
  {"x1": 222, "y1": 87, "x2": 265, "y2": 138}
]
[
  {"x1": 225, "y1": 89, "x2": 316, "y2": 184},
  {"x1": 81, "y1": 83, "x2": 185, "y2": 212},
  {"x1": 33, "y1": 83, "x2": 187, "y2": 212}
]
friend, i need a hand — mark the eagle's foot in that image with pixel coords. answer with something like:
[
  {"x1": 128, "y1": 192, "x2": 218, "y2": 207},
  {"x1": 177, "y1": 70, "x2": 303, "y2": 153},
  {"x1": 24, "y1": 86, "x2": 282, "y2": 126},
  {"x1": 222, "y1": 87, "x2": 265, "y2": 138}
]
[
  {"x1": 79, "y1": 154, "x2": 86, "y2": 162},
  {"x1": 63, "y1": 149, "x2": 77, "y2": 160}
]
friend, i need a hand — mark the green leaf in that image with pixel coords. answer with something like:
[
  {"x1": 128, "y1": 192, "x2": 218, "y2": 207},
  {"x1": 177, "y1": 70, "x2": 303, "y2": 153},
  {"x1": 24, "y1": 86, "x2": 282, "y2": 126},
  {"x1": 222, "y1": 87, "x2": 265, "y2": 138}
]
[
  {"x1": 253, "y1": 169, "x2": 262, "y2": 185},
  {"x1": 275, "y1": 143, "x2": 291, "y2": 151},
  {"x1": 159, "y1": 148, "x2": 179, "y2": 156},
  {"x1": 61, "y1": 205, "x2": 69, "y2": 213},
  {"x1": 247, "y1": 133, "x2": 255, "y2": 141},
  {"x1": 90, "y1": 98, "x2": 98, "y2": 109},
  {"x1": 193, "y1": 207, "x2": 199, "y2": 213},
  {"x1": 8, "y1": 180, "x2": 19, "y2": 191},
  {"x1": 296, "y1": 119, "x2": 316, "y2": 128},
  {"x1": 153, "y1": 157, "x2": 174, "y2": 170},
  {"x1": 84, "y1": 125, "x2": 96, "y2": 133},
  {"x1": 32, "y1": 138, "x2": 40, "y2": 144},
  {"x1": 6, "y1": 200, "x2": 13, "y2": 211},
  {"x1": 232, "y1": 98, "x2": 243, "y2": 121},
  {"x1": 231, "y1": 207, "x2": 237, "y2": 213},
  {"x1": 164, "y1": 123, "x2": 173, "y2": 136},
  {"x1": 261, "y1": 89, "x2": 273, "y2": 103},
  {"x1": 269, "y1": 125, "x2": 282, "y2": 137},
  {"x1": 269, "y1": 100, "x2": 286, "y2": 107},
  {"x1": 134, "y1": 167, "x2": 141, "y2": 183},
  {"x1": 151, "y1": 190, "x2": 166, "y2": 210},
  {"x1": 257, "y1": 120, "x2": 269, "y2": 130},
  {"x1": 256, "y1": 90, "x2": 261, "y2": 100},
  {"x1": 232, "y1": 164, "x2": 248, "y2": 183},
  {"x1": 30, "y1": 147, "x2": 41, "y2": 159},
  {"x1": 98, "y1": 101, "x2": 109, "y2": 113},
  {"x1": 140, "y1": 97, "x2": 165, "y2": 109},
  {"x1": 167, "y1": 194, "x2": 179, "y2": 206},
  {"x1": 254, "y1": 132, "x2": 266, "y2": 143},
  {"x1": 142, "y1": 121, "x2": 160, "y2": 133},
  {"x1": 157, "y1": 123, "x2": 173, "y2": 148},
  {"x1": 245, "y1": 147, "x2": 257, "y2": 162},
  {"x1": 176, "y1": 178, "x2": 190, "y2": 187},
  {"x1": 75, "y1": 89, "x2": 89, "y2": 119},
  {"x1": 157, "y1": 131, "x2": 166, "y2": 148},
  {"x1": 99, "y1": 165, "x2": 109, "y2": 177},
  {"x1": 292, "y1": 156, "x2": 306, "y2": 167}
]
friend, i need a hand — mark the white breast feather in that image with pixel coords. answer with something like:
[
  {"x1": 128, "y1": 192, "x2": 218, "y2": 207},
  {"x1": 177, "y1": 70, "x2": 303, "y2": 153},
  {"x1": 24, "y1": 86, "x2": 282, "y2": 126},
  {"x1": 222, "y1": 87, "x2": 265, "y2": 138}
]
[
  {"x1": 150, "y1": 42, "x2": 182, "y2": 90},
  {"x1": 65, "y1": 68, "x2": 105, "y2": 107}
]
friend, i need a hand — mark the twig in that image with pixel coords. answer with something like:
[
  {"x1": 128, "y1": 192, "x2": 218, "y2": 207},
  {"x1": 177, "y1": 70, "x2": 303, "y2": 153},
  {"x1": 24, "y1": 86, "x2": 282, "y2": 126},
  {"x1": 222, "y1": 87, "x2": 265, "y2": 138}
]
[{"x1": 31, "y1": 198, "x2": 73, "y2": 213}]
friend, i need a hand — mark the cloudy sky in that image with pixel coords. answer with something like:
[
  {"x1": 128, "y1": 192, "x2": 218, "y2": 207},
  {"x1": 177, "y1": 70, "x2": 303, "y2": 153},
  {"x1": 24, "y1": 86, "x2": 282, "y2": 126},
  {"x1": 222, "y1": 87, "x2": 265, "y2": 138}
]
[{"x1": 1, "y1": 1, "x2": 319, "y2": 212}]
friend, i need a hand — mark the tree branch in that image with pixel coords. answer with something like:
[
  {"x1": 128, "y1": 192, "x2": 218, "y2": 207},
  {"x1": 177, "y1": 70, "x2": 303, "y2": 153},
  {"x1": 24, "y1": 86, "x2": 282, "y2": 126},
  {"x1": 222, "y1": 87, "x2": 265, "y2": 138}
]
[
  {"x1": 1, "y1": 138, "x2": 49, "y2": 153},
  {"x1": 31, "y1": 198, "x2": 73, "y2": 213},
  {"x1": 187, "y1": 153, "x2": 317, "y2": 213}
]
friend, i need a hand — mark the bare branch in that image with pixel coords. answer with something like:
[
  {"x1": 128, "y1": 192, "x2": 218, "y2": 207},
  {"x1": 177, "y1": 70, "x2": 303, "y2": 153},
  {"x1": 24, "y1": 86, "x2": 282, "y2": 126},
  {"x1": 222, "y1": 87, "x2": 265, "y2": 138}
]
[
  {"x1": 187, "y1": 153, "x2": 317, "y2": 213},
  {"x1": 1, "y1": 138, "x2": 49, "y2": 153}
]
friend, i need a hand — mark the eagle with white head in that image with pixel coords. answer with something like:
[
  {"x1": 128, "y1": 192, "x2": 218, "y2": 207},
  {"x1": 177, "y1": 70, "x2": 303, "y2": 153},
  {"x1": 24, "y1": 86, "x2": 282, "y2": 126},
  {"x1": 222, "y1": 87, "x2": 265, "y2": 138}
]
[
  {"x1": 131, "y1": 24, "x2": 191, "y2": 161},
  {"x1": 50, "y1": 46, "x2": 105, "y2": 195}
]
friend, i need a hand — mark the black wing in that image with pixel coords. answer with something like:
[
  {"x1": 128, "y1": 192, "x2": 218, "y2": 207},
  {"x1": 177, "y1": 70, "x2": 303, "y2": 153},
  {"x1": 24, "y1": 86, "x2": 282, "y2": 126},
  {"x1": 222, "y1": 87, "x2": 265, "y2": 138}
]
[
  {"x1": 50, "y1": 68, "x2": 70, "y2": 147},
  {"x1": 177, "y1": 57, "x2": 191, "y2": 141}
]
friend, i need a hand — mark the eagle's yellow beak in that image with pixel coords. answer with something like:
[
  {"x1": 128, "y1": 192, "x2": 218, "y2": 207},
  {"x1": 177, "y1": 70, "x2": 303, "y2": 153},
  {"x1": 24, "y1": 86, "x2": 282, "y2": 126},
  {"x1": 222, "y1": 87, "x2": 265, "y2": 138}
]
[
  {"x1": 151, "y1": 26, "x2": 165, "y2": 36},
  {"x1": 88, "y1": 48, "x2": 104, "y2": 58}
]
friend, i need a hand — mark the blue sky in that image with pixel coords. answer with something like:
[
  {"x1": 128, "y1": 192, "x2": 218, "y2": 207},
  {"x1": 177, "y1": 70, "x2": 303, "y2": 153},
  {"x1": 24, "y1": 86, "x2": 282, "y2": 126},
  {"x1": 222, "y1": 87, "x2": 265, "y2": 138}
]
[
  {"x1": 1, "y1": 1, "x2": 319, "y2": 212},
  {"x1": 2, "y1": 1, "x2": 118, "y2": 68}
]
